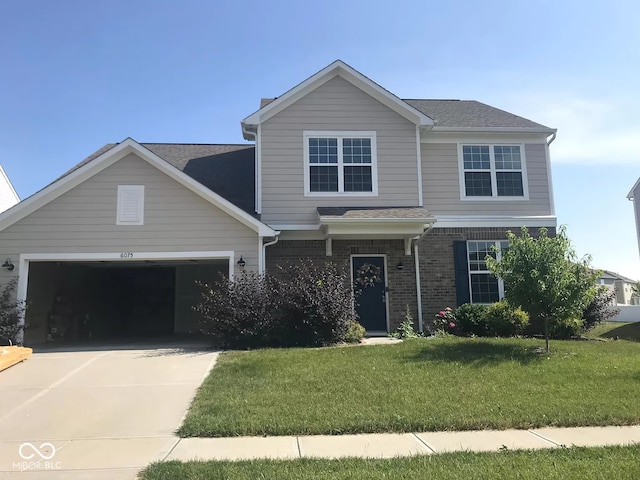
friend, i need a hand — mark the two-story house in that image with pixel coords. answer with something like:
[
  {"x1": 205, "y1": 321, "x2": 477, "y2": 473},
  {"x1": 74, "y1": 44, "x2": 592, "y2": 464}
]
[{"x1": 0, "y1": 61, "x2": 556, "y2": 344}]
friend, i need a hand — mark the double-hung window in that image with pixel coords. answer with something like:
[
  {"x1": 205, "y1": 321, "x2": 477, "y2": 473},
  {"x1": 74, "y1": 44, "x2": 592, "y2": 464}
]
[
  {"x1": 304, "y1": 131, "x2": 377, "y2": 195},
  {"x1": 467, "y1": 240, "x2": 509, "y2": 303},
  {"x1": 460, "y1": 145, "x2": 527, "y2": 199}
]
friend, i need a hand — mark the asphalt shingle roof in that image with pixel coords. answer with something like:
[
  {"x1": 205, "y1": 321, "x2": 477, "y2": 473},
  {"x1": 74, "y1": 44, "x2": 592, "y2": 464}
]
[
  {"x1": 259, "y1": 97, "x2": 552, "y2": 130},
  {"x1": 404, "y1": 99, "x2": 552, "y2": 130},
  {"x1": 317, "y1": 207, "x2": 433, "y2": 221},
  {"x1": 68, "y1": 143, "x2": 256, "y2": 215}
]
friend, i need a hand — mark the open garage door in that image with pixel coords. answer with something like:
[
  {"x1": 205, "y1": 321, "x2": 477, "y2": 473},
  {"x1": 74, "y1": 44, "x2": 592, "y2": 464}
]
[{"x1": 23, "y1": 259, "x2": 228, "y2": 344}]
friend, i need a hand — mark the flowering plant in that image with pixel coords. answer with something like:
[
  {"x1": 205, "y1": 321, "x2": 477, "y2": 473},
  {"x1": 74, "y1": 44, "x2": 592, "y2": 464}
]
[{"x1": 433, "y1": 307, "x2": 457, "y2": 333}]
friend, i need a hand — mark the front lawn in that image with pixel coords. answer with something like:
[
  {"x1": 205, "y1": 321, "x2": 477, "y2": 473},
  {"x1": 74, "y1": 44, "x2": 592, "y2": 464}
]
[
  {"x1": 588, "y1": 321, "x2": 640, "y2": 342},
  {"x1": 179, "y1": 337, "x2": 640, "y2": 437},
  {"x1": 140, "y1": 445, "x2": 640, "y2": 480}
]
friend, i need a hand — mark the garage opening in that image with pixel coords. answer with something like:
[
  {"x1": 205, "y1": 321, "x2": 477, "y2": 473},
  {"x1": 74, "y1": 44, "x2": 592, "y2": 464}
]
[{"x1": 23, "y1": 260, "x2": 228, "y2": 344}]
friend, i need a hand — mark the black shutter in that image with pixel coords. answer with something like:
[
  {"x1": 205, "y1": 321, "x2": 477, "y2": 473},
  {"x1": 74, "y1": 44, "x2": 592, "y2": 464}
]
[{"x1": 453, "y1": 241, "x2": 470, "y2": 306}]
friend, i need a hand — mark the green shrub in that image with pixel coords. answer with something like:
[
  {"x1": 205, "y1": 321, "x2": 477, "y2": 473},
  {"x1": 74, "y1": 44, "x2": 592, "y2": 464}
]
[
  {"x1": 0, "y1": 278, "x2": 26, "y2": 345},
  {"x1": 582, "y1": 286, "x2": 620, "y2": 331},
  {"x1": 195, "y1": 260, "x2": 357, "y2": 349},
  {"x1": 344, "y1": 321, "x2": 366, "y2": 343},
  {"x1": 549, "y1": 317, "x2": 584, "y2": 339},
  {"x1": 484, "y1": 301, "x2": 529, "y2": 337},
  {"x1": 454, "y1": 303, "x2": 489, "y2": 336}
]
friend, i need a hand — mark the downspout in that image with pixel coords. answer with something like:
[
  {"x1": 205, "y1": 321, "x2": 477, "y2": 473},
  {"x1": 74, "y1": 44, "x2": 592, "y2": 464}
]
[
  {"x1": 547, "y1": 132, "x2": 557, "y2": 145},
  {"x1": 261, "y1": 232, "x2": 281, "y2": 275},
  {"x1": 413, "y1": 222, "x2": 436, "y2": 332}
]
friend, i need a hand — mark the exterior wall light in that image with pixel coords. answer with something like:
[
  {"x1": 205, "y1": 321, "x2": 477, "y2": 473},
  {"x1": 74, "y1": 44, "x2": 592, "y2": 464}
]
[
  {"x1": 2, "y1": 258, "x2": 14, "y2": 271},
  {"x1": 237, "y1": 256, "x2": 246, "y2": 268}
]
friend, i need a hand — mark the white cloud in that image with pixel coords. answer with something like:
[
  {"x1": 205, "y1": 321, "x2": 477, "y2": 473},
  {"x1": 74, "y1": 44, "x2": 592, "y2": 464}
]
[{"x1": 503, "y1": 95, "x2": 640, "y2": 165}]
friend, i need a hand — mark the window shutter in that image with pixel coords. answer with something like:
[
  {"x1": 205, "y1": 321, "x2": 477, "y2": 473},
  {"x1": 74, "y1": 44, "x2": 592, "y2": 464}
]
[
  {"x1": 453, "y1": 240, "x2": 470, "y2": 306},
  {"x1": 117, "y1": 185, "x2": 144, "y2": 225}
]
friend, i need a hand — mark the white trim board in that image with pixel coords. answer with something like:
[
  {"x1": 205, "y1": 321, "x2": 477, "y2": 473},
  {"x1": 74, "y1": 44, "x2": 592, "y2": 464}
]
[
  {"x1": 0, "y1": 138, "x2": 276, "y2": 237},
  {"x1": 433, "y1": 215, "x2": 557, "y2": 228}
]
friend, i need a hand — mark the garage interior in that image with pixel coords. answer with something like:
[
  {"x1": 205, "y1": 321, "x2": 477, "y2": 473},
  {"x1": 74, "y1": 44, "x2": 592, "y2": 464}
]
[{"x1": 23, "y1": 260, "x2": 228, "y2": 344}]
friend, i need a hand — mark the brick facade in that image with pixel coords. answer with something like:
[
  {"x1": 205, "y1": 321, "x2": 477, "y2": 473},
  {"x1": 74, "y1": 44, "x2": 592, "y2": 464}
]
[
  {"x1": 265, "y1": 227, "x2": 554, "y2": 333},
  {"x1": 418, "y1": 227, "x2": 555, "y2": 326},
  {"x1": 266, "y1": 239, "x2": 417, "y2": 331}
]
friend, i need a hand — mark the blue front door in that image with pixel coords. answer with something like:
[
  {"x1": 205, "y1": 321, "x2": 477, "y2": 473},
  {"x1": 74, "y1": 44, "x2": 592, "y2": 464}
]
[{"x1": 352, "y1": 256, "x2": 387, "y2": 332}]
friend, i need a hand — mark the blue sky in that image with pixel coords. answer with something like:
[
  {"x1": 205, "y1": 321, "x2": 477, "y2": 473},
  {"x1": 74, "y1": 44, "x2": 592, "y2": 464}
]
[{"x1": 1, "y1": 0, "x2": 639, "y2": 278}]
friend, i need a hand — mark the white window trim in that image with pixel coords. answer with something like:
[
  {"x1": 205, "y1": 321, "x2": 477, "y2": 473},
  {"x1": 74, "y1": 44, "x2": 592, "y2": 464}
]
[
  {"x1": 458, "y1": 144, "x2": 529, "y2": 201},
  {"x1": 303, "y1": 131, "x2": 378, "y2": 197},
  {"x1": 117, "y1": 185, "x2": 145, "y2": 225},
  {"x1": 467, "y1": 240, "x2": 508, "y2": 304}
]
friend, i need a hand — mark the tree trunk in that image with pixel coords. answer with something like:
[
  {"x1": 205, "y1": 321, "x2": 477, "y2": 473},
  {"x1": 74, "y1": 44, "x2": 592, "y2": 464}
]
[{"x1": 544, "y1": 317, "x2": 549, "y2": 352}]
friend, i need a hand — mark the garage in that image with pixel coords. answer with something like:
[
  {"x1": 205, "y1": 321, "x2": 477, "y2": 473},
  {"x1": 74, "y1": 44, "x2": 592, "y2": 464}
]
[{"x1": 21, "y1": 255, "x2": 230, "y2": 344}]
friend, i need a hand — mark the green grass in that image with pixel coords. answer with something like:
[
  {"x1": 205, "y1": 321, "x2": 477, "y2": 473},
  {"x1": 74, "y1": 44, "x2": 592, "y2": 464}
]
[
  {"x1": 140, "y1": 445, "x2": 640, "y2": 479},
  {"x1": 588, "y1": 322, "x2": 640, "y2": 342},
  {"x1": 179, "y1": 337, "x2": 640, "y2": 437}
]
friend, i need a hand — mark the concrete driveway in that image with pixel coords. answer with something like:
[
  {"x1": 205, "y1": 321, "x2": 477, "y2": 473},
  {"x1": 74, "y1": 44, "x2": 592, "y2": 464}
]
[{"x1": 0, "y1": 341, "x2": 218, "y2": 479}]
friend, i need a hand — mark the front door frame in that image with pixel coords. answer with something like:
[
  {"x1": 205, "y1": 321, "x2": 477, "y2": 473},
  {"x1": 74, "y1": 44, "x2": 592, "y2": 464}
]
[{"x1": 350, "y1": 254, "x2": 390, "y2": 334}]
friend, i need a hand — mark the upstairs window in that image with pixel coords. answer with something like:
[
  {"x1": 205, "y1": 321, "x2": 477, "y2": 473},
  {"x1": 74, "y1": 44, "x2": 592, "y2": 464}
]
[
  {"x1": 117, "y1": 185, "x2": 144, "y2": 225},
  {"x1": 460, "y1": 145, "x2": 527, "y2": 199},
  {"x1": 304, "y1": 132, "x2": 377, "y2": 195}
]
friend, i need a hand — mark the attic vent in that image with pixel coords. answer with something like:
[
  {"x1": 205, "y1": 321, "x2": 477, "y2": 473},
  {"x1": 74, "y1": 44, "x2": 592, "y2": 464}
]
[{"x1": 117, "y1": 185, "x2": 144, "y2": 225}]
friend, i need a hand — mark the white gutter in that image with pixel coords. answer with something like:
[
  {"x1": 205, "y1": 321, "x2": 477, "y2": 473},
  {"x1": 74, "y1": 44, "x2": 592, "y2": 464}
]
[
  {"x1": 413, "y1": 222, "x2": 436, "y2": 332},
  {"x1": 261, "y1": 232, "x2": 281, "y2": 274}
]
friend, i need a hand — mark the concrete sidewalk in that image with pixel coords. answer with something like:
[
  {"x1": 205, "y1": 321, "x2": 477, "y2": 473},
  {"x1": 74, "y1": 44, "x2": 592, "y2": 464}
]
[{"x1": 167, "y1": 425, "x2": 640, "y2": 461}]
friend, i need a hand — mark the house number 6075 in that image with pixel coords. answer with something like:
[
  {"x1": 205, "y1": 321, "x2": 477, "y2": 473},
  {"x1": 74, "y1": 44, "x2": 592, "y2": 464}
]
[{"x1": 120, "y1": 252, "x2": 134, "y2": 258}]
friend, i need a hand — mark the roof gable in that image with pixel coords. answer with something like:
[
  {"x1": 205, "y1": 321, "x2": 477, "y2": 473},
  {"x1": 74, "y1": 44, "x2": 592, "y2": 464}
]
[
  {"x1": 0, "y1": 139, "x2": 275, "y2": 236},
  {"x1": 242, "y1": 60, "x2": 434, "y2": 129}
]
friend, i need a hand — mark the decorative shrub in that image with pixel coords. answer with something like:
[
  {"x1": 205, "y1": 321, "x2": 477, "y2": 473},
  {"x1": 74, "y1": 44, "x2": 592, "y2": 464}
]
[
  {"x1": 194, "y1": 260, "x2": 357, "y2": 349},
  {"x1": 582, "y1": 286, "x2": 620, "y2": 332},
  {"x1": 453, "y1": 303, "x2": 489, "y2": 337},
  {"x1": 484, "y1": 301, "x2": 529, "y2": 337},
  {"x1": 431, "y1": 307, "x2": 456, "y2": 334},
  {"x1": 549, "y1": 317, "x2": 584, "y2": 339},
  {"x1": 269, "y1": 260, "x2": 356, "y2": 347},
  {"x1": 194, "y1": 271, "x2": 273, "y2": 349},
  {"x1": 391, "y1": 305, "x2": 422, "y2": 339},
  {"x1": 344, "y1": 321, "x2": 366, "y2": 343},
  {"x1": 0, "y1": 278, "x2": 26, "y2": 345}
]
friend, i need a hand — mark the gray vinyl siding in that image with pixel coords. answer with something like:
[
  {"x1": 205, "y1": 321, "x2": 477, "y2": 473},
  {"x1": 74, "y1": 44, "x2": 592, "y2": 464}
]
[
  {"x1": 261, "y1": 75, "x2": 419, "y2": 225},
  {"x1": 421, "y1": 143, "x2": 552, "y2": 215},
  {"x1": 633, "y1": 183, "x2": 640, "y2": 255},
  {"x1": 0, "y1": 153, "x2": 259, "y2": 283}
]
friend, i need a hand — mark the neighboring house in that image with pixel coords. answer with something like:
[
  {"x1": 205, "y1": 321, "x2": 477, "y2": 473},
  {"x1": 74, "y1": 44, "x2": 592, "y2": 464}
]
[
  {"x1": 0, "y1": 60, "x2": 558, "y2": 343},
  {"x1": 597, "y1": 270, "x2": 639, "y2": 306},
  {"x1": 0, "y1": 165, "x2": 20, "y2": 213},
  {"x1": 628, "y1": 177, "x2": 640, "y2": 257}
]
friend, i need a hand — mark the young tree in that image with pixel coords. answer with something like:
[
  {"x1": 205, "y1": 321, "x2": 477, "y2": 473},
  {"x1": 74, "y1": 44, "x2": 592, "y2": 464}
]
[{"x1": 486, "y1": 226, "x2": 599, "y2": 352}]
